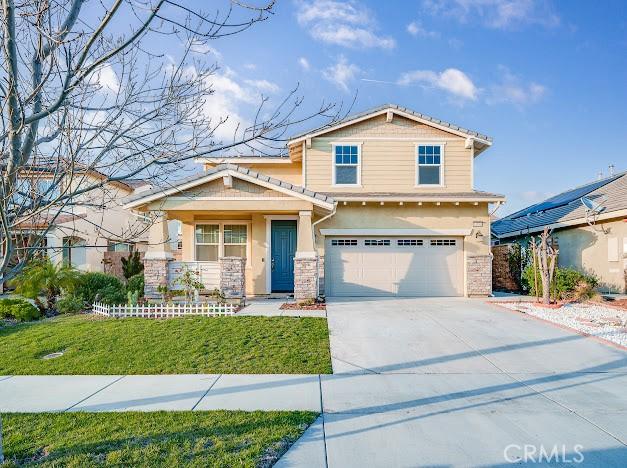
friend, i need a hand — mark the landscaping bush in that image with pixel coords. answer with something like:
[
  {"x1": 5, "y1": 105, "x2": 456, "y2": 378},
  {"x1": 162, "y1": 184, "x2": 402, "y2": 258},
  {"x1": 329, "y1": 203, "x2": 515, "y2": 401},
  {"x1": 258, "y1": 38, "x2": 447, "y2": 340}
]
[
  {"x1": 522, "y1": 265, "x2": 598, "y2": 300},
  {"x1": 121, "y1": 251, "x2": 144, "y2": 279},
  {"x1": 56, "y1": 294, "x2": 86, "y2": 314},
  {"x1": 0, "y1": 298, "x2": 41, "y2": 322},
  {"x1": 78, "y1": 272, "x2": 126, "y2": 305},
  {"x1": 126, "y1": 273, "x2": 144, "y2": 297}
]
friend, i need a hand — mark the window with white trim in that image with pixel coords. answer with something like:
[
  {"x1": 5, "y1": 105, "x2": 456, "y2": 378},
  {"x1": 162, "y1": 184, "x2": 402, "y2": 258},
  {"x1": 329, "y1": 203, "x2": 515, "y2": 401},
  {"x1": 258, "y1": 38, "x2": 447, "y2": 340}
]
[
  {"x1": 417, "y1": 145, "x2": 443, "y2": 185},
  {"x1": 195, "y1": 224, "x2": 219, "y2": 261},
  {"x1": 334, "y1": 145, "x2": 359, "y2": 185},
  {"x1": 223, "y1": 224, "x2": 247, "y2": 258}
]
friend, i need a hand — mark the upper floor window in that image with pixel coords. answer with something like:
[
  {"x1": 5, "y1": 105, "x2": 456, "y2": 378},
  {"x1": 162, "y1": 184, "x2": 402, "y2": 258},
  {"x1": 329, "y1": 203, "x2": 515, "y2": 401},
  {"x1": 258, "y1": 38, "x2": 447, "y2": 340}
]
[
  {"x1": 417, "y1": 145, "x2": 443, "y2": 186},
  {"x1": 333, "y1": 144, "x2": 360, "y2": 186}
]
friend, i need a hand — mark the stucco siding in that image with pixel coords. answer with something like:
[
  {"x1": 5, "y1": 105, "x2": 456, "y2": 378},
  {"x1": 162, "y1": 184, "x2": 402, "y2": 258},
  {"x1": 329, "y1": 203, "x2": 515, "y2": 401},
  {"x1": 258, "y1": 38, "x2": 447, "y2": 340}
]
[{"x1": 554, "y1": 218, "x2": 627, "y2": 293}]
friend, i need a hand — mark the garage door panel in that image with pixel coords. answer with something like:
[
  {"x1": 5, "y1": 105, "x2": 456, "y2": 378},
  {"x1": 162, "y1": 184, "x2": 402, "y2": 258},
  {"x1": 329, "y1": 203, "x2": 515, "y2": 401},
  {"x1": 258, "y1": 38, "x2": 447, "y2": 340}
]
[{"x1": 326, "y1": 237, "x2": 463, "y2": 297}]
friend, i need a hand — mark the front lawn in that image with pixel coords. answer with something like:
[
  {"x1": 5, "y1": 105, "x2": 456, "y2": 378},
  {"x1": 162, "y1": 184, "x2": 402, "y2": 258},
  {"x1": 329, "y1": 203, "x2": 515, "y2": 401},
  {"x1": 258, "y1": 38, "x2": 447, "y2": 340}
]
[
  {"x1": 1, "y1": 411, "x2": 317, "y2": 467},
  {"x1": 0, "y1": 315, "x2": 331, "y2": 375}
]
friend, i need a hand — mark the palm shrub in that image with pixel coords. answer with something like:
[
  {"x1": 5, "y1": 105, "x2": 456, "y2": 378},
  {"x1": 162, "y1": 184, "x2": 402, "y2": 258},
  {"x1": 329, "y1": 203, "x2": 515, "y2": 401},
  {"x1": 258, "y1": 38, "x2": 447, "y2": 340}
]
[
  {"x1": 78, "y1": 272, "x2": 126, "y2": 305},
  {"x1": 121, "y1": 251, "x2": 144, "y2": 279},
  {"x1": 126, "y1": 273, "x2": 145, "y2": 298},
  {"x1": 13, "y1": 259, "x2": 82, "y2": 314}
]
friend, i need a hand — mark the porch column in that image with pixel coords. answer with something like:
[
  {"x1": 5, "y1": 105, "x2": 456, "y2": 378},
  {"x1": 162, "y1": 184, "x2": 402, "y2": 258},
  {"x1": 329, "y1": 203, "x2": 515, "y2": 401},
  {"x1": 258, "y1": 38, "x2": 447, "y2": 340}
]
[
  {"x1": 144, "y1": 211, "x2": 173, "y2": 299},
  {"x1": 294, "y1": 210, "x2": 318, "y2": 301}
]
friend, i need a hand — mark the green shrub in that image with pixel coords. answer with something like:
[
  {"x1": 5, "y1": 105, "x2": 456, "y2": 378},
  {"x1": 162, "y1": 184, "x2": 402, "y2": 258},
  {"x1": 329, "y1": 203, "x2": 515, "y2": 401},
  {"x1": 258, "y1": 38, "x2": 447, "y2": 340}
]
[
  {"x1": 522, "y1": 265, "x2": 598, "y2": 300},
  {"x1": 121, "y1": 251, "x2": 144, "y2": 279},
  {"x1": 0, "y1": 298, "x2": 41, "y2": 322},
  {"x1": 78, "y1": 272, "x2": 126, "y2": 305},
  {"x1": 126, "y1": 273, "x2": 144, "y2": 297},
  {"x1": 56, "y1": 295, "x2": 86, "y2": 314}
]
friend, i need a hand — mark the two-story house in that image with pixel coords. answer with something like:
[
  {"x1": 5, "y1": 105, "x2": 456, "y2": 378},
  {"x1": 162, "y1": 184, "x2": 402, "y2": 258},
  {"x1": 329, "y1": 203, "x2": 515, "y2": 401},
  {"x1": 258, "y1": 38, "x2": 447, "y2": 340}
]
[{"x1": 125, "y1": 104, "x2": 505, "y2": 300}]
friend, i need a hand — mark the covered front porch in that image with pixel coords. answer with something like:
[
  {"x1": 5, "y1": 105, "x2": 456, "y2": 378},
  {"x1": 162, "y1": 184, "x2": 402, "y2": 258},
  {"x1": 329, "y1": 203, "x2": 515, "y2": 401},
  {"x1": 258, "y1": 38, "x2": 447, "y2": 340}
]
[{"x1": 123, "y1": 165, "x2": 335, "y2": 301}]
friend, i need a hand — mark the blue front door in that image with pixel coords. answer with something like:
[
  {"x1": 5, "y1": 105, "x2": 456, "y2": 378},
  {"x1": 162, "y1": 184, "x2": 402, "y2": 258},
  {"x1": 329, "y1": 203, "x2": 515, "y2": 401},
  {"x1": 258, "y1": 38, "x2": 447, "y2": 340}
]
[{"x1": 271, "y1": 220, "x2": 297, "y2": 292}]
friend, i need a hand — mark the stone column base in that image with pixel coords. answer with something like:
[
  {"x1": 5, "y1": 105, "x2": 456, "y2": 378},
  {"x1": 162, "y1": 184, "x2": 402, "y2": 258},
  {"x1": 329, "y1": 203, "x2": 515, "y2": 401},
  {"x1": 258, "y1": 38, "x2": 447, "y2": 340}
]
[
  {"x1": 220, "y1": 257, "x2": 246, "y2": 299},
  {"x1": 144, "y1": 258, "x2": 171, "y2": 299},
  {"x1": 294, "y1": 256, "x2": 318, "y2": 301},
  {"x1": 466, "y1": 255, "x2": 492, "y2": 297},
  {"x1": 317, "y1": 255, "x2": 325, "y2": 296}
]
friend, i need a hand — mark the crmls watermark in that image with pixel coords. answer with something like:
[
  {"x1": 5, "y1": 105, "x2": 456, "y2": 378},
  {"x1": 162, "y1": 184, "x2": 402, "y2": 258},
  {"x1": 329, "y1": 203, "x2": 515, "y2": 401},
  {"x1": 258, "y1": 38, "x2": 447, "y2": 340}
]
[{"x1": 503, "y1": 444, "x2": 585, "y2": 464}]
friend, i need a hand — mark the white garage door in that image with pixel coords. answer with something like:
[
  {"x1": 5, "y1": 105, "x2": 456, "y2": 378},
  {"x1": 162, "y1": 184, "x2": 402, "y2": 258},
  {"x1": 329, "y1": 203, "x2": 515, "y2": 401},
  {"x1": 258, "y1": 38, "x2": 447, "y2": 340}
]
[{"x1": 325, "y1": 237, "x2": 464, "y2": 297}]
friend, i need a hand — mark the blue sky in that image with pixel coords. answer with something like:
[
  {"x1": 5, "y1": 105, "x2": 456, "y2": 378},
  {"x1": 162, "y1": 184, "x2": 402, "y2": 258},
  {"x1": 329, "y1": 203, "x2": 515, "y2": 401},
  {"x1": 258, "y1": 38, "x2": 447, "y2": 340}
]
[{"x1": 169, "y1": 0, "x2": 627, "y2": 215}]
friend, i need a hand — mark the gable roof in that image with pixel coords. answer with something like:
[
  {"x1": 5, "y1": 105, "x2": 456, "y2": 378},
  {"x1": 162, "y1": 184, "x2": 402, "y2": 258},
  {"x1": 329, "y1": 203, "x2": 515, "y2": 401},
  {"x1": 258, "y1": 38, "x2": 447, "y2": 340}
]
[
  {"x1": 123, "y1": 164, "x2": 336, "y2": 210},
  {"x1": 492, "y1": 171, "x2": 627, "y2": 238},
  {"x1": 288, "y1": 104, "x2": 493, "y2": 149}
]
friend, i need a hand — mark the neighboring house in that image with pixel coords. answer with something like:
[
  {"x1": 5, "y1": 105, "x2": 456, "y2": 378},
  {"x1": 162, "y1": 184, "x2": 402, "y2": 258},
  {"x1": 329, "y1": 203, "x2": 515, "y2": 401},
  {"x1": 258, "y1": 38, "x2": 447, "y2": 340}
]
[
  {"x1": 492, "y1": 171, "x2": 627, "y2": 294},
  {"x1": 11, "y1": 165, "x2": 154, "y2": 274},
  {"x1": 124, "y1": 104, "x2": 505, "y2": 300}
]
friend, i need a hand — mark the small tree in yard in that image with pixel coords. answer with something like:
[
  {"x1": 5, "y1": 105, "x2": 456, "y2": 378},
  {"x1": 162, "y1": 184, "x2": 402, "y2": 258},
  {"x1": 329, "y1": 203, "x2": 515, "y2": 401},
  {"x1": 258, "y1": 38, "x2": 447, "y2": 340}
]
[
  {"x1": 175, "y1": 267, "x2": 204, "y2": 303},
  {"x1": 529, "y1": 227, "x2": 559, "y2": 305},
  {"x1": 121, "y1": 251, "x2": 143, "y2": 279}
]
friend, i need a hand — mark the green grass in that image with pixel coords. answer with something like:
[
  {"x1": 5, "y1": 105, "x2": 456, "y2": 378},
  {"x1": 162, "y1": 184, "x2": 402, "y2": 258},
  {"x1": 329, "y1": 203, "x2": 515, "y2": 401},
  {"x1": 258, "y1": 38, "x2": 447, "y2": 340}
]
[
  {"x1": 1, "y1": 411, "x2": 317, "y2": 467},
  {"x1": 0, "y1": 315, "x2": 331, "y2": 375}
]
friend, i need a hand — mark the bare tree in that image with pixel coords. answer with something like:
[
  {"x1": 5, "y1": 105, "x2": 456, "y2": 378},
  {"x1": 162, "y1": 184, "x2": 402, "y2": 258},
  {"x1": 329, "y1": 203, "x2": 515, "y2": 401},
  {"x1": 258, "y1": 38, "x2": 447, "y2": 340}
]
[
  {"x1": 0, "y1": 0, "x2": 347, "y2": 459},
  {"x1": 530, "y1": 227, "x2": 559, "y2": 305}
]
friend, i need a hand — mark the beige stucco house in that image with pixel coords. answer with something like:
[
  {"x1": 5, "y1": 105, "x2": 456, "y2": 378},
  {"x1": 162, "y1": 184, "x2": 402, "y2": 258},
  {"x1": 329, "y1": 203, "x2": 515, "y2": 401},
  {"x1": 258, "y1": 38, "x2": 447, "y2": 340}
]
[
  {"x1": 125, "y1": 104, "x2": 505, "y2": 300},
  {"x1": 492, "y1": 171, "x2": 627, "y2": 294}
]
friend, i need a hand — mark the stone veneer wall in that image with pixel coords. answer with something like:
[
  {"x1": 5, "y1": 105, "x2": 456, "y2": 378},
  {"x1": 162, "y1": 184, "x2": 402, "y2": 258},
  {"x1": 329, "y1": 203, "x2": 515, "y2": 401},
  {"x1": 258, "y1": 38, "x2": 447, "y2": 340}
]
[
  {"x1": 491, "y1": 243, "x2": 521, "y2": 292},
  {"x1": 144, "y1": 258, "x2": 170, "y2": 298},
  {"x1": 219, "y1": 257, "x2": 246, "y2": 299},
  {"x1": 294, "y1": 256, "x2": 318, "y2": 301},
  {"x1": 466, "y1": 255, "x2": 492, "y2": 297}
]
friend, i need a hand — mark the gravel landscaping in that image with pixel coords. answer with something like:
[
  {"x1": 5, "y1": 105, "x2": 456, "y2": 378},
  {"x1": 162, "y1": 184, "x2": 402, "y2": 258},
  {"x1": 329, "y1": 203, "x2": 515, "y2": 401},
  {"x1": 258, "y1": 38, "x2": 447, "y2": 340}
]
[{"x1": 498, "y1": 301, "x2": 627, "y2": 348}]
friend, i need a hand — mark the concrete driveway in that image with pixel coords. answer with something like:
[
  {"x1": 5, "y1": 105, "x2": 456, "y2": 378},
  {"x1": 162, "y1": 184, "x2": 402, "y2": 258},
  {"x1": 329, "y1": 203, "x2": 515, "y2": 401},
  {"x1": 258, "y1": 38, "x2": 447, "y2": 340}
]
[{"x1": 281, "y1": 297, "x2": 627, "y2": 467}]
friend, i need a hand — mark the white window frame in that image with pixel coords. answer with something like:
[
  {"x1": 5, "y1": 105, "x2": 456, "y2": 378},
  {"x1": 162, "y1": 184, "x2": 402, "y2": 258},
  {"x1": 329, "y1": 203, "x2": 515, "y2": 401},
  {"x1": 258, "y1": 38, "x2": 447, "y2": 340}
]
[
  {"x1": 415, "y1": 143, "x2": 445, "y2": 187},
  {"x1": 193, "y1": 221, "x2": 251, "y2": 266},
  {"x1": 331, "y1": 142, "x2": 362, "y2": 187},
  {"x1": 194, "y1": 223, "x2": 220, "y2": 262},
  {"x1": 223, "y1": 223, "x2": 248, "y2": 259}
]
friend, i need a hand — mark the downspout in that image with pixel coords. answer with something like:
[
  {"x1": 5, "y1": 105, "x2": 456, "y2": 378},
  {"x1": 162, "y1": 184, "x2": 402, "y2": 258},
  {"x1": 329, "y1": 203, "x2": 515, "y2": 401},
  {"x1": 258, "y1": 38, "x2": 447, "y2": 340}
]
[{"x1": 311, "y1": 202, "x2": 337, "y2": 296}]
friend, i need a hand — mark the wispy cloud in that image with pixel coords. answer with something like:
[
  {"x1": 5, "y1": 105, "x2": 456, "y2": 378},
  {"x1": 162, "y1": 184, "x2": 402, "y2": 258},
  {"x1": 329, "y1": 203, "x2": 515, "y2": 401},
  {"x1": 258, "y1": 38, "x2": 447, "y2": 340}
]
[
  {"x1": 87, "y1": 63, "x2": 120, "y2": 93},
  {"x1": 296, "y1": 0, "x2": 395, "y2": 49},
  {"x1": 406, "y1": 21, "x2": 439, "y2": 38},
  {"x1": 298, "y1": 57, "x2": 311, "y2": 71},
  {"x1": 487, "y1": 66, "x2": 546, "y2": 106},
  {"x1": 188, "y1": 39, "x2": 222, "y2": 60},
  {"x1": 398, "y1": 68, "x2": 478, "y2": 100},
  {"x1": 422, "y1": 0, "x2": 560, "y2": 30},
  {"x1": 323, "y1": 55, "x2": 361, "y2": 92}
]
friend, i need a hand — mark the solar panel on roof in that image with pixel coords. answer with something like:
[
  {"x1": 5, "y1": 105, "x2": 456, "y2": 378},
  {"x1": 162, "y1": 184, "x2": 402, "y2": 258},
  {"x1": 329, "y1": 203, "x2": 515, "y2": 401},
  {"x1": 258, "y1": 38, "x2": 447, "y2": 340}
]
[{"x1": 508, "y1": 175, "x2": 621, "y2": 219}]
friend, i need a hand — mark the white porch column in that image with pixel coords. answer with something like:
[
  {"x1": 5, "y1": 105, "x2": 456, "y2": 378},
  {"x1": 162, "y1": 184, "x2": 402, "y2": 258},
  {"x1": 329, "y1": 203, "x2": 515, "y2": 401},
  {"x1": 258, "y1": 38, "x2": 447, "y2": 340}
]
[
  {"x1": 144, "y1": 211, "x2": 173, "y2": 298},
  {"x1": 295, "y1": 210, "x2": 315, "y2": 257},
  {"x1": 294, "y1": 210, "x2": 318, "y2": 301}
]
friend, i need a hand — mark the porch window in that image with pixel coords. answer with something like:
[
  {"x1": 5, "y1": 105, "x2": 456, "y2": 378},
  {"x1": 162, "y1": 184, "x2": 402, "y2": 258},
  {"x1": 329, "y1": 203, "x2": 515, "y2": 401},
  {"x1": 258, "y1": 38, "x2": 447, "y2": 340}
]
[
  {"x1": 195, "y1": 224, "x2": 219, "y2": 261},
  {"x1": 224, "y1": 224, "x2": 247, "y2": 258}
]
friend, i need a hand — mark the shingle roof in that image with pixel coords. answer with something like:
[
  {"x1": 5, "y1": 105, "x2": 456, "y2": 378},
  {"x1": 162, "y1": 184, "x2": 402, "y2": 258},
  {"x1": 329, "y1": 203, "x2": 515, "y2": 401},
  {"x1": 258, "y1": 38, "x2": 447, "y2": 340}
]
[
  {"x1": 124, "y1": 163, "x2": 336, "y2": 207},
  {"x1": 289, "y1": 103, "x2": 492, "y2": 143},
  {"x1": 492, "y1": 171, "x2": 627, "y2": 238},
  {"x1": 324, "y1": 191, "x2": 505, "y2": 200}
]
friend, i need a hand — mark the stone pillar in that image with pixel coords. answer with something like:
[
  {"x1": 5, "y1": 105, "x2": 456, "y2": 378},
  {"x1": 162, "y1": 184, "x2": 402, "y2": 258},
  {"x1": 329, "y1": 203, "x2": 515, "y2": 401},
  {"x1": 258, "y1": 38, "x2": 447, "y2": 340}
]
[
  {"x1": 466, "y1": 255, "x2": 492, "y2": 297},
  {"x1": 219, "y1": 257, "x2": 246, "y2": 300},
  {"x1": 144, "y1": 211, "x2": 174, "y2": 299},
  {"x1": 317, "y1": 255, "x2": 325, "y2": 296},
  {"x1": 294, "y1": 257, "x2": 318, "y2": 301}
]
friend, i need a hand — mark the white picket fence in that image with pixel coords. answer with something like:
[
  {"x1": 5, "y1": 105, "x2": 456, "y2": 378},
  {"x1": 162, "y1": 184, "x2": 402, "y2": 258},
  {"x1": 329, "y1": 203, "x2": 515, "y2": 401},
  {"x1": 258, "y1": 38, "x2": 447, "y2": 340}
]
[{"x1": 92, "y1": 302, "x2": 238, "y2": 318}]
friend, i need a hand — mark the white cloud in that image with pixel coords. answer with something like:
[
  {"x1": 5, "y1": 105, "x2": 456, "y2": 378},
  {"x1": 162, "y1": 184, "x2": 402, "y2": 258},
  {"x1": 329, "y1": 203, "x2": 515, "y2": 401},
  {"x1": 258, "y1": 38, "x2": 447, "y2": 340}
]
[
  {"x1": 87, "y1": 63, "x2": 120, "y2": 93},
  {"x1": 398, "y1": 68, "x2": 478, "y2": 100},
  {"x1": 322, "y1": 56, "x2": 361, "y2": 92},
  {"x1": 422, "y1": 0, "x2": 559, "y2": 30},
  {"x1": 202, "y1": 69, "x2": 280, "y2": 141},
  {"x1": 298, "y1": 57, "x2": 311, "y2": 71},
  {"x1": 296, "y1": 0, "x2": 395, "y2": 49},
  {"x1": 487, "y1": 67, "x2": 546, "y2": 106},
  {"x1": 243, "y1": 63, "x2": 257, "y2": 70},
  {"x1": 406, "y1": 21, "x2": 439, "y2": 38},
  {"x1": 188, "y1": 40, "x2": 222, "y2": 60}
]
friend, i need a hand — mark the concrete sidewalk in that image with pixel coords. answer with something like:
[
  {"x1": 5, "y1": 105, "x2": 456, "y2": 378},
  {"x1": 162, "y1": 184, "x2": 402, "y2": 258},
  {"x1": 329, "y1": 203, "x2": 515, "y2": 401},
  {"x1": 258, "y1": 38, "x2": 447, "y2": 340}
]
[{"x1": 0, "y1": 374, "x2": 321, "y2": 413}]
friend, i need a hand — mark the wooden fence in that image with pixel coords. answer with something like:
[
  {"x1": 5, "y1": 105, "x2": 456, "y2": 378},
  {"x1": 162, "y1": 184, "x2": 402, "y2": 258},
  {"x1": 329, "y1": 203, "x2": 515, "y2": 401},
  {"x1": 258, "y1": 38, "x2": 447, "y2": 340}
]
[{"x1": 92, "y1": 301, "x2": 237, "y2": 318}]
